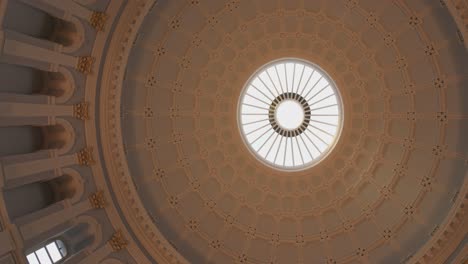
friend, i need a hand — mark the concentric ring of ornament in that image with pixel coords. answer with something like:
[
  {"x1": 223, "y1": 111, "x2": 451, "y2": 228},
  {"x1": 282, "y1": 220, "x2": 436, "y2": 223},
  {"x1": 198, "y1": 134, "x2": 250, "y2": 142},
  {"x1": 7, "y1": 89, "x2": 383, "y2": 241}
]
[
  {"x1": 238, "y1": 58, "x2": 344, "y2": 171},
  {"x1": 268, "y1": 92, "x2": 311, "y2": 137}
]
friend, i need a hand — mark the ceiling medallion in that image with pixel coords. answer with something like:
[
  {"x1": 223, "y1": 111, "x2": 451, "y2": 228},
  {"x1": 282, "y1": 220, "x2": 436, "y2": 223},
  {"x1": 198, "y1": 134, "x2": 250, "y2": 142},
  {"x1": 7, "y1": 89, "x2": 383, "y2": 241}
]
[{"x1": 238, "y1": 58, "x2": 344, "y2": 171}]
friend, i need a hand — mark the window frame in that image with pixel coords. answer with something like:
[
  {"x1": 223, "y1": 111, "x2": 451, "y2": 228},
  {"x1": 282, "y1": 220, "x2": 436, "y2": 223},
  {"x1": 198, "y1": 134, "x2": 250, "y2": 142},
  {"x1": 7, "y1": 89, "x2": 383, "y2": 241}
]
[{"x1": 26, "y1": 239, "x2": 67, "y2": 264}]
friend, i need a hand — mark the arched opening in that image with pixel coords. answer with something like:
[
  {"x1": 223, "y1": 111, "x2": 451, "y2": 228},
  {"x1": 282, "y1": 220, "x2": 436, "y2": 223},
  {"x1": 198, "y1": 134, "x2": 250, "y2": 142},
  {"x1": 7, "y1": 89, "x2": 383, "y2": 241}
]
[
  {"x1": 49, "y1": 17, "x2": 84, "y2": 52},
  {"x1": 0, "y1": 63, "x2": 75, "y2": 102},
  {"x1": 48, "y1": 174, "x2": 78, "y2": 203},
  {"x1": 62, "y1": 222, "x2": 95, "y2": 254},
  {"x1": 3, "y1": 0, "x2": 83, "y2": 52},
  {"x1": 0, "y1": 126, "x2": 42, "y2": 156},
  {"x1": 0, "y1": 63, "x2": 43, "y2": 95},
  {"x1": 42, "y1": 67, "x2": 75, "y2": 103},
  {"x1": 3, "y1": 181, "x2": 54, "y2": 220},
  {"x1": 41, "y1": 121, "x2": 75, "y2": 154},
  {"x1": 3, "y1": 0, "x2": 54, "y2": 40},
  {"x1": 4, "y1": 169, "x2": 83, "y2": 220},
  {"x1": 24, "y1": 216, "x2": 100, "y2": 264}
]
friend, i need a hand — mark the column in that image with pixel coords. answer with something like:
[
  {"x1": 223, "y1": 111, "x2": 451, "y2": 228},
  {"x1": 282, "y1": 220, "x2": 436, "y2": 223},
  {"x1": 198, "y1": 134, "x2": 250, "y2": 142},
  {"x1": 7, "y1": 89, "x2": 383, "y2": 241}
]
[
  {"x1": 0, "y1": 93, "x2": 73, "y2": 127},
  {"x1": 0, "y1": 147, "x2": 94, "y2": 188},
  {"x1": 0, "y1": 31, "x2": 78, "y2": 72}
]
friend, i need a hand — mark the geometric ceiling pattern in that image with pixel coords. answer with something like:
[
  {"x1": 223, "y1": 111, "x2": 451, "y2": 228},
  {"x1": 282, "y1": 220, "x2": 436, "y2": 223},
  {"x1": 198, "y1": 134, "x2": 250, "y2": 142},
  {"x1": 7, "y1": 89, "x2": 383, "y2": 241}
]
[
  {"x1": 119, "y1": 0, "x2": 468, "y2": 263},
  {"x1": 0, "y1": 0, "x2": 465, "y2": 264}
]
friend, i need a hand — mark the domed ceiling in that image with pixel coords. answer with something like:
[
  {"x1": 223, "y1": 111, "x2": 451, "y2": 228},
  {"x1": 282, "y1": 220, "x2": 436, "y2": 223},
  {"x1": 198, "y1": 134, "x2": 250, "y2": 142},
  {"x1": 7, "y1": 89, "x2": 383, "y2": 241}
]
[
  {"x1": 100, "y1": 0, "x2": 468, "y2": 263},
  {"x1": 0, "y1": 0, "x2": 466, "y2": 263}
]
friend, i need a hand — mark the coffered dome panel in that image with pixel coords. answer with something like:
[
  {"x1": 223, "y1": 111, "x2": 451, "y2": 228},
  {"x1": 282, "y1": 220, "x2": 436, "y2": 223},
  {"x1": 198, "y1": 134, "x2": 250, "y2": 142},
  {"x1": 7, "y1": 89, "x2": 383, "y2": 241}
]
[{"x1": 112, "y1": 0, "x2": 467, "y2": 263}]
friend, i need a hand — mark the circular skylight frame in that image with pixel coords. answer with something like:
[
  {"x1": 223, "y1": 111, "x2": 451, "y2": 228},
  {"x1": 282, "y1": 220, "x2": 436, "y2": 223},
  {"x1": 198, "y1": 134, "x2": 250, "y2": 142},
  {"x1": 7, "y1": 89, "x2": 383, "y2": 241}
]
[{"x1": 237, "y1": 58, "x2": 344, "y2": 171}]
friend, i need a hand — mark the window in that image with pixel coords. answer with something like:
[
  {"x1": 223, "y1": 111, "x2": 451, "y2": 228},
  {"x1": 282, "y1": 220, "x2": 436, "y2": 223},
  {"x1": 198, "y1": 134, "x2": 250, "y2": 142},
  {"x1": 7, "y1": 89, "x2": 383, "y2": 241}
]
[
  {"x1": 26, "y1": 240, "x2": 67, "y2": 264},
  {"x1": 238, "y1": 58, "x2": 344, "y2": 171}
]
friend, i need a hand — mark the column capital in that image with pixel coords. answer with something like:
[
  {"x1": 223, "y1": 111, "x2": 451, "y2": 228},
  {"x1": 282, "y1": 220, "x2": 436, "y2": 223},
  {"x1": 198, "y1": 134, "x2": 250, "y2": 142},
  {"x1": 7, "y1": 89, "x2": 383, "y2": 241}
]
[
  {"x1": 74, "y1": 102, "x2": 90, "y2": 120},
  {"x1": 108, "y1": 231, "x2": 127, "y2": 252},
  {"x1": 76, "y1": 56, "x2": 95, "y2": 74},
  {"x1": 90, "y1": 12, "x2": 107, "y2": 31},
  {"x1": 88, "y1": 190, "x2": 106, "y2": 209},
  {"x1": 77, "y1": 147, "x2": 95, "y2": 166}
]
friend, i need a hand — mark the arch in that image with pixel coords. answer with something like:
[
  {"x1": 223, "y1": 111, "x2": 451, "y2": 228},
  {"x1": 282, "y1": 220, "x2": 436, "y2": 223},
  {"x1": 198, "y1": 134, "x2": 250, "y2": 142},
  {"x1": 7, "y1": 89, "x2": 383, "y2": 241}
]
[
  {"x1": 2, "y1": 0, "x2": 55, "y2": 40},
  {"x1": 50, "y1": 16, "x2": 85, "y2": 54},
  {"x1": 2, "y1": 0, "x2": 85, "y2": 53},
  {"x1": 48, "y1": 168, "x2": 84, "y2": 205},
  {"x1": 72, "y1": 215, "x2": 102, "y2": 252},
  {"x1": 0, "y1": 63, "x2": 43, "y2": 95},
  {"x1": 0, "y1": 126, "x2": 42, "y2": 156},
  {"x1": 43, "y1": 66, "x2": 76, "y2": 103},
  {"x1": 3, "y1": 168, "x2": 83, "y2": 220},
  {"x1": 42, "y1": 118, "x2": 76, "y2": 155},
  {"x1": 0, "y1": 64, "x2": 75, "y2": 101},
  {"x1": 52, "y1": 215, "x2": 103, "y2": 260},
  {"x1": 3, "y1": 181, "x2": 54, "y2": 220}
]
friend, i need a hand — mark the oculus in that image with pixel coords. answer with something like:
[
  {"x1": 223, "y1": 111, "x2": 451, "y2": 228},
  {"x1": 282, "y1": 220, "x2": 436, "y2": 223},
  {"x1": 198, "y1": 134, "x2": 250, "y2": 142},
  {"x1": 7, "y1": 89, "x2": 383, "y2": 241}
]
[{"x1": 238, "y1": 58, "x2": 344, "y2": 171}]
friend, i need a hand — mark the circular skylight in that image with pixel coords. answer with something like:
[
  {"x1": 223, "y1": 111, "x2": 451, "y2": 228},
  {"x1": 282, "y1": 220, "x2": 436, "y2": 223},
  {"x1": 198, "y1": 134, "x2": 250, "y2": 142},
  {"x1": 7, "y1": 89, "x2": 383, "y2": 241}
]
[{"x1": 238, "y1": 58, "x2": 344, "y2": 171}]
